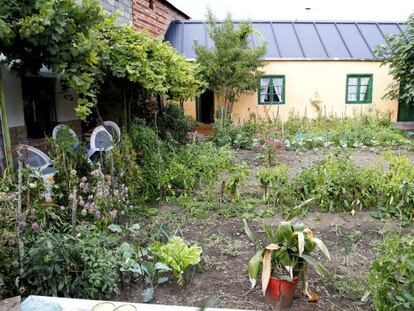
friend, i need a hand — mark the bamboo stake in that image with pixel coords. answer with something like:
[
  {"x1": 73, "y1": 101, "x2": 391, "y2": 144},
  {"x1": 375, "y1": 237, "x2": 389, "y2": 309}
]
[
  {"x1": 16, "y1": 154, "x2": 24, "y2": 276},
  {"x1": 71, "y1": 188, "x2": 77, "y2": 237}
]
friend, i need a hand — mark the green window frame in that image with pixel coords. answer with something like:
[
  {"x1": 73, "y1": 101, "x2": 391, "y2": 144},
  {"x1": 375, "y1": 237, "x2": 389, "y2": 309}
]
[
  {"x1": 258, "y1": 75, "x2": 285, "y2": 105},
  {"x1": 346, "y1": 74, "x2": 373, "y2": 104}
]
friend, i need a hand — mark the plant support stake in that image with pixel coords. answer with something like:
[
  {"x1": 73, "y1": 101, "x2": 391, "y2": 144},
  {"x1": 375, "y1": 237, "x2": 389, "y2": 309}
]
[
  {"x1": 16, "y1": 154, "x2": 24, "y2": 277},
  {"x1": 71, "y1": 188, "x2": 77, "y2": 237}
]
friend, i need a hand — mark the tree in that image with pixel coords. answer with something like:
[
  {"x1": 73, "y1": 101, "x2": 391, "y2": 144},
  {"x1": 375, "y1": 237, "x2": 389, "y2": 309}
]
[
  {"x1": 195, "y1": 10, "x2": 267, "y2": 115},
  {"x1": 375, "y1": 13, "x2": 414, "y2": 106}
]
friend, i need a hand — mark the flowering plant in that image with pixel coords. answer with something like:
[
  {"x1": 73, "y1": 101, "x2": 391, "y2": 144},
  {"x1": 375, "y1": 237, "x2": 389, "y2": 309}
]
[{"x1": 253, "y1": 128, "x2": 284, "y2": 166}]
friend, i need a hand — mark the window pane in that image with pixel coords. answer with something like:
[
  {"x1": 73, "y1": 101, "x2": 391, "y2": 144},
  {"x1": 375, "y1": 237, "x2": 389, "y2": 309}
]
[
  {"x1": 272, "y1": 78, "x2": 283, "y2": 102},
  {"x1": 359, "y1": 77, "x2": 370, "y2": 101},
  {"x1": 348, "y1": 77, "x2": 358, "y2": 85},
  {"x1": 347, "y1": 93, "x2": 357, "y2": 101},
  {"x1": 347, "y1": 83, "x2": 357, "y2": 101},
  {"x1": 260, "y1": 78, "x2": 271, "y2": 102}
]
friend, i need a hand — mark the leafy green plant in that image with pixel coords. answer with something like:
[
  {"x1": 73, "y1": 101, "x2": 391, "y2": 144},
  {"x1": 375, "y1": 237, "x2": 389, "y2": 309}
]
[
  {"x1": 150, "y1": 236, "x2": 202, "y2": 285},
  {"x1": 117, "y1": 242, "x2": 170, "y2": 303},
  {"x1": 367, "y1": 233, "x2": 414, "y2": 310},
  {"x1": 247, "y1": 221, "x2": 330, "y2": 298},
  {"x1": 21, "y1": 228, "x2": 119, "y2": 299},
  {"x1": 256, "y1": 165, "x2": 289, "y2": 203},
  {"x1": 225, "y1": 163, "x2": 249, "y2": 200}
]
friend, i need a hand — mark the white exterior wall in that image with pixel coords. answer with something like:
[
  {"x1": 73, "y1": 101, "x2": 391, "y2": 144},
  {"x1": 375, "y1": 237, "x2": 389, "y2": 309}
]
[
  {"x1": 1, "y1": 65, "x2": 79, "y2": 129},
  {"x1": 1, "y1": 65, "x2": 25, "y2": 127}
]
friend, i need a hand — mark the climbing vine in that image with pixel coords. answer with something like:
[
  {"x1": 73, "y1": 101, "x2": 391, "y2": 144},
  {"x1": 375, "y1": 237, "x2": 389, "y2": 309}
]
[{"x1": 0, "y1": 0, "x2": 204, "y2": 119}]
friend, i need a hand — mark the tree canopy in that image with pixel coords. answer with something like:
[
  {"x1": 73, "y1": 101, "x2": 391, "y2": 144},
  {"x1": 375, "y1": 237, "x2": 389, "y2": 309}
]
[
  {"x1": 0, "y1": 0, "x2": 204, "y2": 119},
  {"x1": 375, "y1": 13, "x2": 414, "y2": 105},
  {"x1": 195, "y1": 10, "x2": 267, "y2": 114}
]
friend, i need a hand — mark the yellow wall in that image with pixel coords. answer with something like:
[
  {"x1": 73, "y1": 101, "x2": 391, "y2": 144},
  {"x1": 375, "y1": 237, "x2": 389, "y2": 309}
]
[{"x1": 183, "y1": 61, "x2": 398, "y2": 123}]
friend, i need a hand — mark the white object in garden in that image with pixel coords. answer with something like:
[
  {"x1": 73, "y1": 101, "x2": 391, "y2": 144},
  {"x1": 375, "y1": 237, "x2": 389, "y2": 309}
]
[
  {"x1": 22, "y1": 296, "x2": 254, "y2": 311},
  {"x1": 103, "y1": 121, "x2": 121, "y2": 142},
  {"x1": 87, "y1": 125, "x2": 114, "y2": 159},
  {"x1": 52, "y1": 124, "x2": 79, "y2": 144},
  {"x1": 16, "y1": 145, "x2": 56, "y2": 178}
]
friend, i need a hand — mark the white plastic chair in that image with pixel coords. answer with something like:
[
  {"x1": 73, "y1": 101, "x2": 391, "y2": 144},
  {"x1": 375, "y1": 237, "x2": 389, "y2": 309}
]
[
  {"x1": 52, "y1": 124, "x2": 78, "y2": 144},
  {"x1": 16, "y1": 144, "x2": 56, "y2": 179},
  {"x1": 103, "y1": 121, "x2": 121, "y2": 142},
  {"x1": 87, "y1": 126, "x2": 114, "y2": 160}
]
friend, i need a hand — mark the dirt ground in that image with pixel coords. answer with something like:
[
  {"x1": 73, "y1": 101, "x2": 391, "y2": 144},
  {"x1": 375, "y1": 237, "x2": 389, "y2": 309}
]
[{"x1": 118, "y1": 148, "x2": 414, "y2": 310}]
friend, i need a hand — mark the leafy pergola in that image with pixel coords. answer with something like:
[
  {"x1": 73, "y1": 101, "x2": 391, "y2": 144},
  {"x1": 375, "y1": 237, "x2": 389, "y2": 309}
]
[{"x1": 0, "y1": 0, "x2": 204, "y2": 167}]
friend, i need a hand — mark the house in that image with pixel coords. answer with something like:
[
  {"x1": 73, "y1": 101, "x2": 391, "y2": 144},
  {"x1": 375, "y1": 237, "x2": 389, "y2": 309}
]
[{"x1": 165, "y1": 20, "x2": 413, "y2": 124}]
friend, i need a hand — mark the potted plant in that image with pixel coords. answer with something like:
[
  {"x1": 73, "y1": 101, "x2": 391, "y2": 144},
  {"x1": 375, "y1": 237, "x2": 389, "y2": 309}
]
[{"x1": 248, "y1": 221, "x2": 330, "y2": 308}]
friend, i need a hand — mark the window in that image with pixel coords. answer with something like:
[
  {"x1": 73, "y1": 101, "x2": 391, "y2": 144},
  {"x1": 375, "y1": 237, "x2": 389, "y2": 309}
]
[
  {"x1": 259, "y1": 75, "x2": 285, "y2": 104},
  {"x1": 346, "y1": 74, "x2": 373, "y2": 104},
  {"x1": 149, "y1": 0, "x2": 154, "y2": 9}
]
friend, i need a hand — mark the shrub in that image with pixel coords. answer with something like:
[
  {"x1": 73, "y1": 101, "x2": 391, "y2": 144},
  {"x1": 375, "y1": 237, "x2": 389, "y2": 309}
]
[
  {"x1": 256, "y1": 165, "x2": 289, "y2": 203},
  {"x1": 292, "y1": 153, "x2": 373, "y2": 212},
  {"x1": 21, "y1": 229, "x2": 119, "y2": 299},
  {"x1": 367, "y1": 234, "x2": 414, "y2": 310}
]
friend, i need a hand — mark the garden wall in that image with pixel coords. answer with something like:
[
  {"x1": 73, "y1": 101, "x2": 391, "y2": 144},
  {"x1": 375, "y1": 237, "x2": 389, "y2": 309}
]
[{"x1": 183, "y1": 61, "x2": 398, "y2": 123}]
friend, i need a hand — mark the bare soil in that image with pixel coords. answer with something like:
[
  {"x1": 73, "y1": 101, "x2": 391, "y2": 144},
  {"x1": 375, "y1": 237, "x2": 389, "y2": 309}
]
[{"x1": 118, "y1": 148, "x2": 414, "y2": 310}]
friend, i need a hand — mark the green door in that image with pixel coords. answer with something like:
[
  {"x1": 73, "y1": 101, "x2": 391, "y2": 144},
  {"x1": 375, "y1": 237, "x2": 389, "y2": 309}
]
[{"x1": 398, "y1": 100, "x2": 414, "y2": 121}]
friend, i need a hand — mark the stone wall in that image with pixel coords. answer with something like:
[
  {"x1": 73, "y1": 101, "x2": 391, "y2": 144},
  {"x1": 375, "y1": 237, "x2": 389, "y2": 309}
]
[
  {"x1": 132, "y1": 0, "x2": 189, "y2": 37},
  {"x1": 100, "y1": 0, "x2": 133, "y2": 25}
]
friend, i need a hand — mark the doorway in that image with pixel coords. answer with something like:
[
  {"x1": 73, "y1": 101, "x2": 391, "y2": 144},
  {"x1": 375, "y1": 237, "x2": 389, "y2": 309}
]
[
  {"x1": 21, "y1": 77, "x2": 57, "y2": 139},
  {"x1": 397, "y1": 100, "x2": 414, "y2": 122},
  {"x1": 196, "y1": 90, "x2": 214, "y2": 123}
]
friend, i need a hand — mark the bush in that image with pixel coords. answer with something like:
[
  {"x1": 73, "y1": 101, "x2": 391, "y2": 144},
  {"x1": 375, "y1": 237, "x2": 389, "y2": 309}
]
[
  {"x1": 292, "y1": 153, "x2": 374, "y2": 212},
  {"x1": 21, "y1": 229, "x2": 119, "y2": 299},
  {"x1": 129, "y1": 120, "x2": 234, "y2": 199},
  {"x1": 367, "y1": 234, "x2": 414, "y2": 310}
]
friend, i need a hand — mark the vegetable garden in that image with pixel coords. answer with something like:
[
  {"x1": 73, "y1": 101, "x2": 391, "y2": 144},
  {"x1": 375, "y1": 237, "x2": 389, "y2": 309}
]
[
  {"x1": 1, "y1": 2, "x2": 414, "y2": 310},
  {"x1": 1, "y1": 111, "x2": 414, "y2": 310}
]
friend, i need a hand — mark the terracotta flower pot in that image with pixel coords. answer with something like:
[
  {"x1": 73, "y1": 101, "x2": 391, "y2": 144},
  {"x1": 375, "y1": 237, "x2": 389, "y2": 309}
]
[{"x1": 265, "y1": 276, "x2": 299, "y2": 308}]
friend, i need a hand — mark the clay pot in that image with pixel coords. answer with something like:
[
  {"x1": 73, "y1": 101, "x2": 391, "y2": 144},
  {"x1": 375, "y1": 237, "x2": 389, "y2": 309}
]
[{"x1": 265, "y1": 276, "x2": 299, "y2": 309}]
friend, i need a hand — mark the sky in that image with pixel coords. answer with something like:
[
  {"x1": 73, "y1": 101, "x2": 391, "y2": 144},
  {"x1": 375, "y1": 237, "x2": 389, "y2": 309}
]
[{"x1": 169, "y1": 0, "x2": 414, "y2": 21}]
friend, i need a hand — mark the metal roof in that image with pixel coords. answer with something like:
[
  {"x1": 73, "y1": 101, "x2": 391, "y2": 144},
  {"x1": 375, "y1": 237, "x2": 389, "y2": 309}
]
[{"x1": 165, "y1": 20, "x2": 404, "y2": 60}]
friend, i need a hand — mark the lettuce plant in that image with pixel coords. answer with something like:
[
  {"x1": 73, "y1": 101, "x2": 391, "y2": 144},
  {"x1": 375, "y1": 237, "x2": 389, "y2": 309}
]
[{"x1": 150, "y1": 236, "x2": 202, "y2": 285}]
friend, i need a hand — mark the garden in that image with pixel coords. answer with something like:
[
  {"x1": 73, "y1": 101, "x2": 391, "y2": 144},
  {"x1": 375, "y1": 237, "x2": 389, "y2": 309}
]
[
  {"x1": 1, "y1": 110, "x2": 414, "y2": 311},
  {"x1": 1, "y1": 2, "x2": 414, "y2": 311}
]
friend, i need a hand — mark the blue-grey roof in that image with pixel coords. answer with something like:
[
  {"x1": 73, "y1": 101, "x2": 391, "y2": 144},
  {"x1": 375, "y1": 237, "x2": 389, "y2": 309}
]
[{"x1": 165, "y1": 20, "x2": 404, "y2": 60}]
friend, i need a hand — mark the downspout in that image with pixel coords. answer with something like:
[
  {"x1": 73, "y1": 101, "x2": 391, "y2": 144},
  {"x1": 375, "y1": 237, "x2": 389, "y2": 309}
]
[{"x1": 0, "y1": 67, "x2": 12, "y2": 169}]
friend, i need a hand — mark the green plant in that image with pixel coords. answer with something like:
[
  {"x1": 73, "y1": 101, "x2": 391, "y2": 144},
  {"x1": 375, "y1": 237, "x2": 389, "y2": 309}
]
[
  {"x1": 367, "y1": 233, "x2": 414, "y2": 310},
  {"x1": 117, "y1": 242, "x2": 170, "y2": 303},
  {"x1": 256, "y1": 165, "x2": 289, "y2": 203},
  {"x1": 375, "y1": 13, "x2": 414, "y2": 106},
  {"x1": 21, "y1": 228, "x2": 119, "y2": 299},
  {"x1": 150, "y1": 236, "x2": 202, "y2": 285},
  {"x1": 225, "y1": 163, "x2": 249, "y2": 200},
  {"x1": 195, "y1": 9, "x2": 266, "y2": 114},
  {"x1": 247, "y1": 221, "x2": 330, "y2": 298}
]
